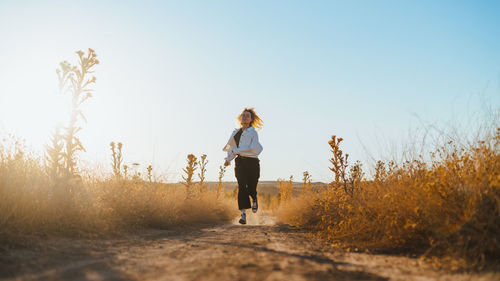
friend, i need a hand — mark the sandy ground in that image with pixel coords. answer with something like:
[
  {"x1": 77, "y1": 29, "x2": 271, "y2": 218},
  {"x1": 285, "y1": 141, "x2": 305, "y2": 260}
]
[{"x1": 1, "y1": 213, "x2": 498, "y2": 281}]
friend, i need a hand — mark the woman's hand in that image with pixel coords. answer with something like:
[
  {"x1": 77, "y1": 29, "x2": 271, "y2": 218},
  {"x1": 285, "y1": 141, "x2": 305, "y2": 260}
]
[{"x1": 224, "y1": 160, "x2": 230, "y2": 167}]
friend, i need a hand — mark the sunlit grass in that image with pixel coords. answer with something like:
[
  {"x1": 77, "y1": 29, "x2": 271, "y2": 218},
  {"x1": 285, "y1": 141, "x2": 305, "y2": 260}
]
[
  {"x1": 0, "y1": 136, "x2": 236, "y2": 246},
  {"x1": 279, "y1": 126, "x2": 500, "y2": 270},
  {"x1": 0, "y1": 49, "x2": 237, "y2": 246}
]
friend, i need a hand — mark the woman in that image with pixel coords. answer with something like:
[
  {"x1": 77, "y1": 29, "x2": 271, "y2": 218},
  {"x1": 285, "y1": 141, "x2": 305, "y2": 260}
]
[{"x1": 223, "y1": 108, "x2": 263, "y2": 225}]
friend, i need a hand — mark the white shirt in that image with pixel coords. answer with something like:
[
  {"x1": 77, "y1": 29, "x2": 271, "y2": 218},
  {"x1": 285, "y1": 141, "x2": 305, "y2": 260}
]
[{"x1": 222, "y1": 126, "x2": 263, "y2": 162}]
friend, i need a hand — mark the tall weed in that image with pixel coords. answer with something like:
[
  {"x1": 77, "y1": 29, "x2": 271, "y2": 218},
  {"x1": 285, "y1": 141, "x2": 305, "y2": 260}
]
[
  {"x1": 279, "y1": 128, "x2": 500, "y2": 269},
  {"x1": 0, "y1": 140, "x2": 235, "y2": 245}
]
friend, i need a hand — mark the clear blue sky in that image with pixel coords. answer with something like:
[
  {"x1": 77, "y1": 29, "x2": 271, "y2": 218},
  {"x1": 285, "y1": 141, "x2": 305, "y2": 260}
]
[{"x1": 1, "y1": 0, "x2": 499, "y2": 182}]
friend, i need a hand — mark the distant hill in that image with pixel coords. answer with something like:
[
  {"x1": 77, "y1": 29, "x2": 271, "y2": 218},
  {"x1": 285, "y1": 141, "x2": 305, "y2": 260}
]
[{"x1": 166, "y1": 181, "x2": 327, "y2": 196}]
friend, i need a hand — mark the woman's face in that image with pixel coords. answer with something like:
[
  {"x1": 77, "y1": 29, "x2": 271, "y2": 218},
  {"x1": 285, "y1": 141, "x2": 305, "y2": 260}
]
[{"x1": 241, "y1": 111, "x2": 252, "y2": 125}]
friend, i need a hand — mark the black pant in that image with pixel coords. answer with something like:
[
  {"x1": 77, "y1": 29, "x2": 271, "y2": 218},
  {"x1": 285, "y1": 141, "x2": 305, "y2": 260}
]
[{"x1": 235, "y1": 156, "x2": 260, "y2": 210}]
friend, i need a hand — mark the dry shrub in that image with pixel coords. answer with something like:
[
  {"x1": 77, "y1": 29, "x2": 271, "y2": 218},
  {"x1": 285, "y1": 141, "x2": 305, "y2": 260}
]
[
  {"x1": 277, "y1": 176, "x2": 294, "y2": 205},
  {"x1": 258, "y1": 193, "x2": 281, "y2": 211},
  {"x1": 96, "y1": 180, "x2": 236, "y2": 229},
  {"x1": 278, "y1": 189, "x2": 323, "y2": 228},
  {"x1": 425, "y1": 188, "x2": 500, "y2": 270},
  {"x1": 0, "y1": 138, "x2": 235, "y2": 246},
  {"x1": 0, "y1": 137, "x2": 102, "y2": 241},
  {"x1": 279, "y1": 128, "x2": 500, "y2": 269}
]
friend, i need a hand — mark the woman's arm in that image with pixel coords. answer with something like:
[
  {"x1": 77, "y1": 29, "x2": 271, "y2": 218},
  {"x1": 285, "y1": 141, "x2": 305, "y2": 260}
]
[
  {"x1": 222, "y1": 129, "x2": 238, "y2": 152},
  {"x1": 225, "y1": 150, "x2": 237, "y2": 162},
  {"x1": 223, "y1": 129, "x2": 239, "y2": 164}
]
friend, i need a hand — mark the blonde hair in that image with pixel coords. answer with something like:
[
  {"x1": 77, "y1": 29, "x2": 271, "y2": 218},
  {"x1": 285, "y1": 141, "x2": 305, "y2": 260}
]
[{"x1": 238, "y1": 108, "x2": 263, "y2": 130}]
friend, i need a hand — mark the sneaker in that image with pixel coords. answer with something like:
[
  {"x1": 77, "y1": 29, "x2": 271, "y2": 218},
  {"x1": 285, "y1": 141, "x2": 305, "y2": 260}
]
[
  {"x1": 239, "y1": 213, "x2": 247, "y2": 225},
  {"x1": 252, "y1": 198, "x2": 258, "y2": 213}
]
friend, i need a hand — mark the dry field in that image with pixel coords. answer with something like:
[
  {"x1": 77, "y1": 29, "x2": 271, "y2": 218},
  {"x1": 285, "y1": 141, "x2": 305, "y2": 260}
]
[
  {"x1": 1, "y1": 131, "x2": 499, "y2": 280},
  {"x1": 278, "y1": 129, "x2": 500, "y2": 271},
  {"x1": 1, "y1": 49, "x2": 498, "y2": 279}
]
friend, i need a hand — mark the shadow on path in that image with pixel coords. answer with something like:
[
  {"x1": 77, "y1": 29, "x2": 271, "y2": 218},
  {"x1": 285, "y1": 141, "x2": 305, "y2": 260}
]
[{"x1": 1, "y1": 223, "x2": 389, "y2": 281}]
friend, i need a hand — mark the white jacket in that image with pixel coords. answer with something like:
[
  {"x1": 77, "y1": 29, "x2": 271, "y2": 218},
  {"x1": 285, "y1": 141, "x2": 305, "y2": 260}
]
[{"x1": 222, "y1": 126, "x2": 263, "y2": 162}]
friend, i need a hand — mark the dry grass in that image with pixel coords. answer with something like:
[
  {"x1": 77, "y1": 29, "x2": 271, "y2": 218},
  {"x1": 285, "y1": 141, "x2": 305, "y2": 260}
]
[
  {"x1": 0, "y1": 49, "x2": 235, "y2": 249},
  {"x1": 0, "y1": 137, "x2": 236, "y2": 246},
  {"x1": 97, "y1": 180, "x2": 236, "y2": 230},
  {"x1": 277, "y1": 176, "x2": 294, "y2": 205},
  {"x1": 278, "y1": 128, "x2": 500, "y2": 270}
]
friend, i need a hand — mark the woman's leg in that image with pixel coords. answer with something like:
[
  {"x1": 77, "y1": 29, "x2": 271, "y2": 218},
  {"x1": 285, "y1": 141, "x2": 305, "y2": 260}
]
[
  {"x1": 235, "y1": 161, "x2": 251, "y2": 210},
  {"x1": 247, "y1": 159, "x2": 260, "y2": 201}
]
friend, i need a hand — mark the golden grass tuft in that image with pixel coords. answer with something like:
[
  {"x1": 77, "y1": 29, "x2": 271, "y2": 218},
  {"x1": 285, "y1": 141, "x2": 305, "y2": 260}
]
[
  {"x1": 97, "y1": 180, "x2": 236, "y2": 229},
  {"x1": 277, "y1": 176, "x2": 294, "y2": 205},
  {"x1": 0, "y1": 137, "x2": 236, "y2": 246},
  {"x1": 278, "y1": 128, "x2": 500, "y2": 270}
]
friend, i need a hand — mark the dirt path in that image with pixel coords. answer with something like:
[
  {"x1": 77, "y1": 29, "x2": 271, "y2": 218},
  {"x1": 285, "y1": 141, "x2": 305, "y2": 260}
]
[{"x1": 1, "y1": 213, "x2": 498, "y2": 281}]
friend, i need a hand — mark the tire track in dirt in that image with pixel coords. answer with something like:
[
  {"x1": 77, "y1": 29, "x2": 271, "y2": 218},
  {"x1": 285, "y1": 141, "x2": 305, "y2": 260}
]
[{"x1": 1, "y1": 213, "x2": 498, "y2": 281}]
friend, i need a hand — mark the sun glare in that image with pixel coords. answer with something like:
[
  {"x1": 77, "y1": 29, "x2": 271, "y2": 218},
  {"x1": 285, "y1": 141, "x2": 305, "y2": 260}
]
[{"x1": 0, "y1": 55, "x2": 70, "y2": 151}]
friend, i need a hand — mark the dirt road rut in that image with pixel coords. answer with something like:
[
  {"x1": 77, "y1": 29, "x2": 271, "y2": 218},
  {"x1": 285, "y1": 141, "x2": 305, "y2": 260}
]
[{"x1": 2, "y1": 214, "x2": 497, "y2": 281}]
